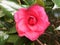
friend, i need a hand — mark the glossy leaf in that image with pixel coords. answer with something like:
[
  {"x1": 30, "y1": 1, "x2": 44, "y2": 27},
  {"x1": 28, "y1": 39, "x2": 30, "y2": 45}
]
[
  {"x1": 7, "y1": 26, "x2": 16, "y2": 34},
  {"x1": 52, "y1": 0, "x2": 60, "y2": 7},
  {"x1": 7, "y1": 34, "x2": 19, "y2": 44},
  {"x1": 55, "y1": 26, "x2": 60, "y2": 30},
  {"x1": 0, "y1": 10, "x2": 5, "y2": 18}
]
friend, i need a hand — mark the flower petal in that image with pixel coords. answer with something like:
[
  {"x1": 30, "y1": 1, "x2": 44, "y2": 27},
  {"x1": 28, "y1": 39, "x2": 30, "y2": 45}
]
[
  {"x1": 24, "y1": 31, "x2": 40, "y2": 41},
  {"x1": 27, "y1": 4, "x2": 49, "y2": 22},
  {"x1": 16, "y1": 19, "x2": 29, "y2": 32},
  {"x1": 14, "y1": 4, "x2": 50, "y2": 41},
  {"x1": 14, "y1": 8, "x2": 27, "y2": 23}
]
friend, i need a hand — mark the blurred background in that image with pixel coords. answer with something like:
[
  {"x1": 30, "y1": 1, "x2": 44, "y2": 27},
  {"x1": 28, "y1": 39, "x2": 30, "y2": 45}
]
[{"x1": 0, "y1": 0, "x2": 60, "y2": 45}]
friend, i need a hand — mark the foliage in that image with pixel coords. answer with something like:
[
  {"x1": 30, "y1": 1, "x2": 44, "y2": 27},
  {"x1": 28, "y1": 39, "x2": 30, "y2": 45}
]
[{"x1": 0, "y1": 0, "x2": 60, "y2": 45}]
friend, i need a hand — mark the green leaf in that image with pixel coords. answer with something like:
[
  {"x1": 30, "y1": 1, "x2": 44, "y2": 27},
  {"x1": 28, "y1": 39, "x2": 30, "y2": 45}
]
[
  {"x1": 0, "y1": 0, "x2": 21, "y2": 10},
  {"x1": 55, "y1": 26, "x2": 60, "y2": 30},
  {"x1": 19, "y1": 37, "x2": 34, "y2": 45},
  {"x1": 0, "y1": 10, "x2": 5, "y2": 18},
  {"x1": 7, "y1": 34, "x2": 19, "y2": 44},
  {"x1": 0, "y1": 0, "x2": 2, "y2": 2},
  {"x1": 34, "y1": 0, "x2": 44, "y2": 7},
  {"x1": 0, "y1": 21, "x2": 4, "y2": 28},
  {"x1": 0, "y1": 6, "x2": 13, "y2": 19},
  {"x1": 0, "y1": 0, "x2": 27, "y2": 17},
  {"x1": 0, "y1": 21, "x2": 7, "y2": 30},
  {"x1": 7, "y1": 26, "x2": 16, "y2": 34},
  {"x1": 8, "y1": 0, "x2": 19, "y2": 4},
  {"x1": 0, "y1": 0, "x2": 20, "y2": 18},
  {"x1": 7, "y1": 35, "x2": 26, "y2": 45},
  {"x1": 23, "y1": 0, "x2": 44, "y2": 6},
  {"x1": 52, "y1": 0, "x2": 60, "y2": 7},
  {"x1": 23, "y1": 0, "x2": 35, "y2": 5}
]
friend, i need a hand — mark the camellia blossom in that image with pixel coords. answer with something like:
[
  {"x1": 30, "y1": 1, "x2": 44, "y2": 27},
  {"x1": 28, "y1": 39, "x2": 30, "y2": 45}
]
[{"x1": 14, "y1": 4, "x2": 50, "y2": 41}]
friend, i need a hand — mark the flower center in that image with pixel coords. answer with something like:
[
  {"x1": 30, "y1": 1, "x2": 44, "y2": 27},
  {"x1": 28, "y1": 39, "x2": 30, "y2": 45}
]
[{"x1": 28, "y1": 16, "x2": 37, "y2": 26}]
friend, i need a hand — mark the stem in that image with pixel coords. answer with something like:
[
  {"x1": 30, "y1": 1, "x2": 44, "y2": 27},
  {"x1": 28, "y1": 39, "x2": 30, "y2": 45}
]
[
  {"x1": 55, "y1": 40, "x2": 60, "y2": 45},
  {"x1": 36, "y1": 39, "x2": 44, "y2": 45}
]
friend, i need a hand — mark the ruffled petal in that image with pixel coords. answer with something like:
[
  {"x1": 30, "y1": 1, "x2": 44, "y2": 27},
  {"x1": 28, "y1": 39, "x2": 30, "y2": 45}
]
[
  {"x1": 16, "y1": 19, "x2": 29, "y2": 32},
  {"x1": 14, "y1": 4, "x2": 50, "y2": 41},
  {"x1": 27, "y1": 4, "x2": 50, "y2": 31},
  {"x1": 14, "y1": 8, "x2": 27, "y2": 23},
  {"x1": 27, "y1": 4, "x2": 49, "y2": 22},
  {"x1": 24, "y1": 31, "x2": 40, "y2": 41}
]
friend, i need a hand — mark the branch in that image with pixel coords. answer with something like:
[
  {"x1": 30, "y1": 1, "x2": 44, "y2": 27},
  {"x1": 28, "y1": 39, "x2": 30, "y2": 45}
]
[{"x1": 36, "y1": 39, "x2": 44, "y2": 45}]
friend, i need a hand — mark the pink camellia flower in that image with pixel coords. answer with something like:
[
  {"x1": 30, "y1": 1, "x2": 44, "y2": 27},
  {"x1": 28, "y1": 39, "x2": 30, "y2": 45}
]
[{"x1": 14, "y1": 4, "x2": 50, "y2": 41}]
